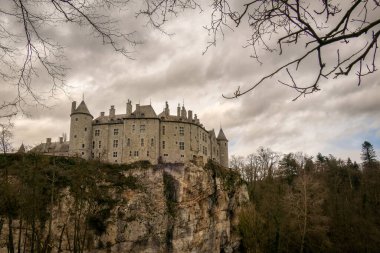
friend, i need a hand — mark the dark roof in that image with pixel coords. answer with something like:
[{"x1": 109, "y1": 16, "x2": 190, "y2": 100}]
[
  {"x1": 217, "y1": 128, "x2": 228, "y2": 141},
  {"x1": 72, "y1": 100, "x2": 92, "y2": 117},
  {"x1": 132, "y1": 105, "x2": 157, "y2": 118},
  {"x1": 30, "y1": 141, "x2": 69, "y2": 154}
]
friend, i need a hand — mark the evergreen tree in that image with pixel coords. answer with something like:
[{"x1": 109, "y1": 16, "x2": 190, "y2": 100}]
[{"x1": 361, "y1": 141, "x2": 377, "y2": 167}]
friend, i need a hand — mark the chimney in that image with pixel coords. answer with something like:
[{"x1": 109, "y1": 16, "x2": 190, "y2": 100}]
[
  {"x1": 46, "y1": 138, "x2": 51, "y2": 144},
  {"x1": 177, "y1": 104, "x2": 180, "y2": 117},
  {"x1": 100, "y1": 112, "x2": 105, "y2": 117},
  {"x1": 194, "y1": 114, "x2": 199, "y2": 124},
  {"x1": 126, "y1": 99, "x2": 132, "y2": 116},
  {"x1": 164, "y1": 101, "x2": 170, "y2": 116},
  {"x1": 71, "y1": 101, "x2": 76, "y2": 113},
  {"x1": 109, "y1": 105, "x2": 115, "y2": 117},
  {"x1": 59, "y1": 137, "x2": 63, "y2": 143},
  {"x1": 188, "y1": 110, "x2": 193, "y2": 120}
]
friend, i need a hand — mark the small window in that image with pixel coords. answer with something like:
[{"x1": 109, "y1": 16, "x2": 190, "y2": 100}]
[
  {"x1": 82, "y1": 152, "x2": 84, "y2": 155},
  {"x1": 141, "y1": 138, "x2": 144, "y2": 147},
  {"x1": 181, "y1": 154, "x2": 184, "y2": 157},
  {"x1": 151, "y1": 138, "x2": 154, "y2": 147},
  {"x1": 92, "y1": 141, "x2": 95, "y2": 149},
  {"x1": 132, "y1": 125, "x2": 135, "y2": 131},
  {"x1": 147, "y1": 151, "x2": 149, "y2": 157},
  {"x1": 127, "y1": 138, "x2": 130, "y2": 146},
  {"x1": 95, "y1": 130, "x2": 100, "y2": 136},
  {"x1": 162, "y1": 141, "x2": 165, "y2": 149},
  {"x1": 113, "y1": 151, "x2": 117, "y2": 157},
  {"x1": 129, "y1": 151, "x2": 132, "y2": 156},
  {"x1": 99, "y1": 141, "x2": 102, "y2": 148},
  {"x1": 84, "y1": 127, "x2": 87, "y2": 131},
  {"x1": 82, "y1": 144, "x2": 85, "y2": 148},
  {"x1": 179, "y1": 142, "x2": 184, "y2": 150},
  {"x1": 114, "y1": 129, "x2": 119, "y2": 135},
  {"x1": 134, "y1": 151, "x2": 139, "y2": 157},
  {"x1": 162, "y1": 125, "x2": 165, "y2": 135},
  {"x1": 179, "y1": 126, "x2": 184, "y2": 136},
  {"x1": 113, "y1": 140, "x2": 118, "y2": 148},
  {"x1": 164, "y1": 154, "x2": 168, "y2": 157},
  {"x1": 75, "y1": 118, "x2": 78, "y2": 121},
  {"x1": 140, "y1": 125, "x2": 145, "y2": 133},
  {"x1": 74, "y1": 135, "x2": 77, "y2": 138}
]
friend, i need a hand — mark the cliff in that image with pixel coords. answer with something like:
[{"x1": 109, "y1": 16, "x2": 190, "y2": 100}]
[{"x1": 0, "y1": 156, "x2": 248, "y2": 253}]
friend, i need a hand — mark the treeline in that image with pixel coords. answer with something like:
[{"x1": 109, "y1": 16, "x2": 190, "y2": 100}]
[
  {"x1": 0, "y1": 154, "x2": 146, "y2": 253},
  {"x1": 235, "y1": 142, "x2": 380, "y2": 253}
]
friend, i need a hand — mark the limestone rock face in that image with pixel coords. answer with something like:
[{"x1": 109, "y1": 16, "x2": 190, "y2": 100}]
[
  {"x1": 102, "y1": 163, "x2": 248, "y2": 253},
  {"x1": 0, "y1": 162, "x2": 249, "y2": 253}
]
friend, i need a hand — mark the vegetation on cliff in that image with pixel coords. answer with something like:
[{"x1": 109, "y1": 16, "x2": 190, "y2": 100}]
[{"x1": 0, "y1": 154, "x2": 146, "y2": 253}]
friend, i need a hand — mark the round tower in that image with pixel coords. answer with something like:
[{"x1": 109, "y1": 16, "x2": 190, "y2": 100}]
[
  {"x1": 69, "y1": 100, "x2": 93, "y2": 159},
  {"x1": 217, "y1": 128, "x2": 229, "y2": 168}
]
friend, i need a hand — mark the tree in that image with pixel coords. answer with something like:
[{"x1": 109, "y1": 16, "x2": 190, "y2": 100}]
[
  {"x1": 138, "y1": 0, "x2": 380, "y2": 100},
  {"x1": 0, "y1": 0, "x2": 138, "y2": 119},
  {"x1": 0, "y1": 124, "x2": 13, "y2": 154},
  {"x1": 361, "y1": 141, "x2": 377, "y2": 168}
]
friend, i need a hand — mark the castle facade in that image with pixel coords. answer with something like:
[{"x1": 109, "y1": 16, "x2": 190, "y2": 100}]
[{"x1": 66, "y1": 100, "x2": 228, "y2": 166}]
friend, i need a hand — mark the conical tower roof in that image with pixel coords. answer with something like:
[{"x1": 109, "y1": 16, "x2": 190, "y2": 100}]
[
  {"x1": 217, "y1": 128, "x2": 228, "y2": 141},
  {"x1": 17, "y1": 143, "x2": 26, "y2": 153},
  {"x1": 71, "y1": 100, "x2": 93, "y2": 117}
]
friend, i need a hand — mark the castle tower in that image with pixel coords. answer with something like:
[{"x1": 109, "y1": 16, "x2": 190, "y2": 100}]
[
  {"x1": 217, "y1": 128, "x2": 229, "y2": 167},
  {"x1": 69, "y1": 100, "x2": 93, "y2": 159}
]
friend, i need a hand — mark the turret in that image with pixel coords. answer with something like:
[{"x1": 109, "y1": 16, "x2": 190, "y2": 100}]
[
  {"x1": 69, "y1": 100, "x2": 93, "y2": 159},
  {"x1": 217, "y1": 128, "x2": 229, "y2": 167},
  {"x1": 177, "y1": 104, "x2": 180, "y2": 117},
  {"x1": 181, "y1": 106, "x2": 187, "y2": 119}
]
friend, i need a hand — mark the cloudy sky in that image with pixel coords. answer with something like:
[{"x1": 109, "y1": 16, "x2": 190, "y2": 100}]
[{"x1": 2, "y1": 1, "x2": 380, "y2": 162}]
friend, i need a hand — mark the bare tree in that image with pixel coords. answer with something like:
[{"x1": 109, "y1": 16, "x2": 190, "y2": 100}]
[
  {"x1": 0, "y1": 124, "x2": 13, "y2": 154},
  {"x1": 0, "y1": 0, "x2": 138, "y2": 118},
  {"x1": 138, "y1": 0, "x2": 380, "y2": 100}
]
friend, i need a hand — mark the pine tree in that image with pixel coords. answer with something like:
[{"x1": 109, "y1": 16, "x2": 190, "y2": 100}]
[{"x1": 361, "y1": 141, "x2": 377, "y2": 168}]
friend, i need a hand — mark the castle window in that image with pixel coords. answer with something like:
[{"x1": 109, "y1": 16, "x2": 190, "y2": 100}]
[
  {"x1": 179, "y1": 126, "x2": 184, "y2": 136},
  {"x1": 140, "y1": 125, "x2": 145, "y2": 133},
  {"x1": 74, "y1": 135, "x2": 77, "y2": 138},
  {"x1": 141, "y1": 138, "x2": 144, "y2": 147},
  {"x1": 162, "y1": 141, "x2": 165, "y2": 149},
  {"x1": 147, "y1": 151, "x2": 149, "y2": 157},
  {"x1": 179, "y1": 142, "x2": 185, "y2": 150},
  {"x1": 113, "y1": 152, "x2": 117, "y2": 157},
  {"x1": 84, "y1": 127, "x2": 87, "y2": 131},
  {"x1": 129, "y1": 151, "x2": 132, "y2": 156},
  {"x1": 92, "y1": 141, "x2": 95, "y2": 149},
  {"x1": 164, "y1": 154, "x2": 168, "y2": 157},
  {"x1": 181, "y1": 154, "x2": 184, "y2": 157},
  {"x1": 91, "y1": 153, "x2": 94, "y2": 158},
  {"x1": 99, "y1": 141, "x2": 101, "y2": 148},
  {"x1": 82, "y1": 144, "x2": 85, "y2": 148},
  {"x1": 132, "y1": 125, "x2": 135, "y2": 131},
  {"x1": 127, "y1": 138, "x2": 130, "y2": 146},
  {"x1": 113, "y1": 140, "x2": 118, "y2": 148},
  {"x1": 162, "y1": 126, "x2": 165, "y2": 135},
  {"x1": 95, "y1": 130, "x2": 100, "y2": 136},
  {"x1": 151, "y1": 138, "x2": 154, "y2": 147},
  {"x1": 114, "y1": 129, "x2": 119, "y2": 135},
  {"x1": 82, "y1": 152, "x2": 84, "y2": 155},
  {"x1": 75, "y1": 118, "x2": 78, "y2": 121},
  {"x1": 134, "y1": 151, "x2": 139, "y2": 157}
]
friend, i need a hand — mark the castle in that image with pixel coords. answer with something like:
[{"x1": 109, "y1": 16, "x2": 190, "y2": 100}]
[{"x1": 33, "y1": 100, "x2": 229, "y2": 167}]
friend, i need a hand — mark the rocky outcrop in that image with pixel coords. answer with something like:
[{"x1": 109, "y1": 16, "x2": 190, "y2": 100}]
[{"x1": 0, "y1": 161, "x2": 249, "y2": 253}]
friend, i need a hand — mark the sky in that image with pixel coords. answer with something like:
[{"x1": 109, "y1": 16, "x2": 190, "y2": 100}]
[{"x1": 1, "y1": 1, "x2": 380, "y2": 162}]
